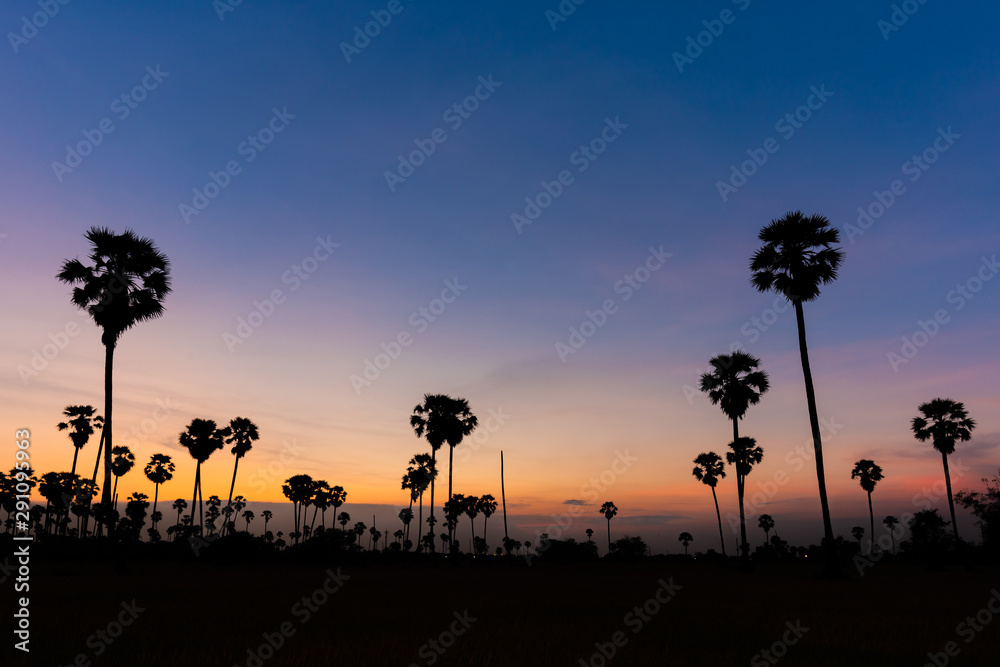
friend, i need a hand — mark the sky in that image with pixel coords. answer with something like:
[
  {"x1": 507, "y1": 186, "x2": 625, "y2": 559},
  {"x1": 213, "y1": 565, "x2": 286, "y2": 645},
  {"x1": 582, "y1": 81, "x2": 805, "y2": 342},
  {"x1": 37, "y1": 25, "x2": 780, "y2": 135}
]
[{"x1": 2, "y1": 1, "x2": 999, "y2": 553}]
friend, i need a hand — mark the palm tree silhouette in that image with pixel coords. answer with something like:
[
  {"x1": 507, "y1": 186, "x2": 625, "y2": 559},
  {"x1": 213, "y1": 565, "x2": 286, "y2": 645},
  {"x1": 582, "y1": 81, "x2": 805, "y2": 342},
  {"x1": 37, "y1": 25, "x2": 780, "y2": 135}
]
[
  {"x1": 406, "y1": 453, "x2": 436, "y2": 551},
  {"x1": 726, "y1": 436, "x2": 764, "y2": 564},
  {"x1": 262, "y1": 510, "x2": 273, "y2": 535},
  {"x1": 242, "y1": 510, "x2": 254, "y2": 533},
  {"x1": 750, "y1": 211, "x2": 844, "y2": 553},
  {"x1": 172, "y1": 498, "x2": 187, "y2": 539},
  {"x1": 178, "y1": 419, "x2": 226, "y2": 534},
  {"x1": 143, "y1": 453, "x2": 175, "y2": 533},
  {"x1": 222, "y1": 417, "x2": 259, "y2": 534},
  {"x1": 411, "y1": 394, "x2": 478, "y2": 551},
  {"x1": 851, "y1": 526, "x2": 865, "y2": 550},
  {"x1": 678, "y1": 532, "x2": 693, "y2": 555},
  {"x1": 586, "y1": 528, "x2": 594, "y2": 543},
  {"x1": 307, "y1": 481, "x2": 330, "y2": 534},
  {"x1": 599, "y1": 501, "x2": 618, "y2": 554},
  {"x1": 882, "y1": 515, "x2": 899, "y2": 555},
  {"x1": 282, "y1": 474, "x2": 316, "y2": 544},
  {"x1": 57, "y1": 405, "x2": 103, "y2": 478},
  {"x1": 699, "y1": 351, "x2": 770, "y2": 443},
  {"x1": 329, "y1": 486, "x2": 347, "y2": 533},
  {"x1": 57, "y1": 227, "x2": 171, "y2": 514},
  {"x1": 463, "y1": 495, "x2": 480, "y2": 551},
  {"x1": 758, "y1": 514, "x2": 775, "y2": 544},
  {"x1": 398, "y1": 507, "x2": 414, "y2": 544},
  {"x1": 911, "y1": 398, "x2": 976, "y2": 542},
  {"x1": 353, "y1": 521, "x2": 367, "y2": 550},
  {"x1": 692, "y1": 452, "x2": 728, "y2": 557},
  {"x1": 338, "y1": 511, "x2": 351, "y2": 538},
  {"x1": 110, "y1": 446, "x2": 135, "y2": 510},
  {"x1": 851, "y1": 459, "x2": 884, "y2": 554},
  {"x1": 477, "y1": 495, "x2": 497, "y2": 548}
]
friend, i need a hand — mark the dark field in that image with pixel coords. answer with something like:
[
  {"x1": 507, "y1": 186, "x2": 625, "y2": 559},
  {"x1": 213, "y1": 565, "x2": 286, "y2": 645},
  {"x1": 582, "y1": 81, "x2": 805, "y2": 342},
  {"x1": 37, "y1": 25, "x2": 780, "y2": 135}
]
[{"x1": 5, "y1": 556, "x2": 1000, "y2": 667}]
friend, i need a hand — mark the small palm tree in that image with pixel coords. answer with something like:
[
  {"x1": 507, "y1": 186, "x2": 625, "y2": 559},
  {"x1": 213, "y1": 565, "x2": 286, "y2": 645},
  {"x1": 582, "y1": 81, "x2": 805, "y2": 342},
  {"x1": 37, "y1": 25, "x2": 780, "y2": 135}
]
[
  {"x1": 143, "y1": 454, "x2": 175, "y2": 532},
  {"x1": 726, "y1": 436, "x2": 764, "y2": 564},
  {"x1": 398, "y1": 507, "x2": 414, "y2": 543},
  {"x1": 882, "y1": 515, "x2": 899, "y2": 555},
  {"x1": 851, "y1": 459, "x2": 884, "y2": 554},
  {"x1": 222, "y1": 417, "x2": 259, "y2": 534},
  {"x1": 463, "y1": 495, "x2": 480, "y2": 551},
  {"x1": 57, "y1": 405, "x2": 103, "y2": 478},
  {"x1": 851, "y1": 526, "x2": 865, "y2": 550},
  {"x1": 242, "y1": 510, "x2": 254, "y2": 533},
  {"x1": 477, "y1": 494, "x2": 497, "y2": 547},
  {"x1": 178, "y1": 419, "x2": 226, "y2": 534},
  {"x1": 692, "y1": 452, "x2": 728, "y2": 556},
  {"x1": 172, "y1": 498, "x2": 187, "y2": 539},
  {"x1": 678, "y1": 532, "x2": 693, "y2": 556},
  {"x1": 329, "y1": 486, "x2": 347, "y2": 531},
  {"x1": 911, "y1": 398, "x2": 976, "y2": 542},
  {"x1": 338, "y1": 511, "x2": 351, "y2": 536},
  {"x1": 406, "y1": 453, "x2": 436, "y2": 551},
  {"x1": 281, "y1": 474, "x2": 316, "y2": 544},
  {"x1": 58, "y1": 227, "x2": 171, "y2": 512},
  {"x1": 262, "y1": 510, "x2": 273, "y2": 534},
  {"x1": 586, "y1": 528, "x2": 594, "y2": 543},
  {"x1": 750, "y1": 211, "x2": 844, "y2": 551},
  {"x1": 758, "y1": 514, "x2": 775, "y2": 544},
  {"x1": 110, "y1": 446, "x2": 135, "y2": 509},
  {"x1": 599, "y1": 501, "x2": 618, "y2": 554}
]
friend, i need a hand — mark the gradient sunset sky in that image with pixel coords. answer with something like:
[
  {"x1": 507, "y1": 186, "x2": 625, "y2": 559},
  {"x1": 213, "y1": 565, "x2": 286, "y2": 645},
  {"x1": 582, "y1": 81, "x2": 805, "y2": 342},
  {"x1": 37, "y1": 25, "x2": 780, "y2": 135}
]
[{"x1": 3, "y1": 1, "x2": 998, "y2": 551}]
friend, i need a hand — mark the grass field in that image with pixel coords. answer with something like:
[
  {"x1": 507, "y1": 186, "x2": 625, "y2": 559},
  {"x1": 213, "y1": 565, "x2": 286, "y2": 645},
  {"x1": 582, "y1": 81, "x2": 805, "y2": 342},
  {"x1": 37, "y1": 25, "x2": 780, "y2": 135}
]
[{"x1": 5, "y1": 553, "x2": 999, "y2": 667}]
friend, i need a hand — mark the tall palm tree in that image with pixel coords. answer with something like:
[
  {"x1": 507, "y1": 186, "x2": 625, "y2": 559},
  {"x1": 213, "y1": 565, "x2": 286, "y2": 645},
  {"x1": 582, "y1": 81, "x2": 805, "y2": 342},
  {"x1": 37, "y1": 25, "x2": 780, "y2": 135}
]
[
  {"x1": 143, "y1": 453, "x2": 175, "y2": 532},
  {"x1": 329, "y1": 486, "x2": 347, "y2": 532},
  {"x1": 911, "y1": 398, "x2": 976, "y2": 542},
  {"x1": 57, "y1": 227, "x2": 171, "y2": 512},
  {"x1": 477, "y1": 494, "x2": 497, "y2": 547},
  {"x1": 726, "y1": 436, "x2": 764, "y2": 564},
  {"x1": 599, "y1": 501, "x2": 618, "y2": 554},
  {"x1": 308, "y1": 482, "x2": 331, "y2": 533},
  {"x1": 463, "y1": 495, "x2": 480, "y2": 551},
  {"x1": 758, "y1": 514, "x2": 775, "y2": 544},
  {"x1": 882, "y1": 515, "x2": 899, "y2": 555},
  {"x1": 172, "y1": 498, "x2": 187, "y2": 538},
  {"x1": 698, "y1": 351, "x2": 770, "y2": 442},
  {"x1": 401, "y1": 472, "x2": 419, "y2": 542},
  {"x1": 406, "y1": 453, "x2": 436, "y2": 551},
  {"x1": 222, "y1": 417, "x2": 259, "y2": 533},
  {"x1": 57, "y1": 405, "x2": 103, "y2": 478},
  {"x1": 678, "y1": 532, "x2": 693, "y2": 556},
  {"x1": 178, "y1": 418, "x2": 226, "y2": 534},
  {"x1": 261, "y1": 510, "x2": 273, "y2": 535},
  {"x1": 851, "y1": 459, "x2": 884, "y2": 554},
  {"x1": 398, "y1": 507, "x2": 414, "y2": 545},
  {"x1": 242, "y1": 510, "x2": 254, "y2": 533},
  {"x1": 281, "y1": 474, "x2": 316, "y2": 544},
  {"x1": 692, "y1": 452, "x2": 728, "y2": 556},
  {"x1": 411, "y1": 394, "x2": 478, "y2": 550},
  {"x1": 110, "y1": 446, "x2": 135, "y2": 510},
  {"x1": 750, "y1": 211, "x2": 844, "y2": 551}
]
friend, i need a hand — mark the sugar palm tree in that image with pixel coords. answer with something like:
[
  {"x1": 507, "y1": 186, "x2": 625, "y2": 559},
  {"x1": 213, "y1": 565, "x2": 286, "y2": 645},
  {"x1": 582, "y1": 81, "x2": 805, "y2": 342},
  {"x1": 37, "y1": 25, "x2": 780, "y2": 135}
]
[
  {"x1": 758, "y1": 514, "x2": 775, "y2": 544},
  {"x1": 911, "y1": 398, "x2": 976, "y2": 542},
  {"x1": 308, "y1": 482, "x2": 331, "y2": 533},
  {"x1": 678, "y1": 532, "x2": 693, "y2": 555},
  {"x1": 750, "y1": 211, "x2": 844, "y2": 551},
  {"x1": 57, "y1": 405, "x2": 103, "y2": 478},
  {"x1": 110, "y1": 446, "x2": 135, "y2": 509},
  {"x1": 477, "y1": 494, "x2": 497, "y2": 547},
  {"x1": 401, "y1": 472, "x2": 419, "y2": 542},
  {"x1": 726, "y1": 436, "x2": 764, "y2": 564},
  {"x1": 406, "y1": 453, "x2": 436, "y2": 551},
  {"x1": 262, "y1": 510, "x2": 273, "y2": 535},
  {"x1": 699, "y1": 351, "x2": 770, "y2": 442},
  {"x1": 143, "y1": 453, "x2": 175, "y2": 532},
  {"x1": 463, "y1": 495, "x2": 480, "y2": 551},
  {"x1": 282, "y1": 474, "x2": 316, "y2": 544},
  {"x1": 599, "y1": 501, "x2": 618, "y2": 554},
  {"x1": 242, "y1": 510, "x2": 254, "y2": 533},
  {"x1": 851, "y1": 526, "x2": 865, "y2": 550},
  {"x1": 411, "y1": 394, "x2": 478, "y2": 550},
  {"x1": 57, "y1": 227, "x2": 171, "y2": 512},
  {"x1": 851, "y1": 459, "x2": 884, "y2": 554},
  {"x1": 178, "y1": 418, "x2": 226, "y2": 534},
  {"x1": 222, "y1": 417, "x2": 259, "y2": 534},
  {"x1": 882, "y1": 515, "x2": 899, "y2": 555},
  {"x1": 398, "y1": 507, "x2": 414, "y2": 544},
  {"x1": 692, "y1": 452, "x2": 728, "y2": 556},
  {"x1": 586, "y1": 528, "x2": 594, "y2": 543},
  {"x1": 172, "y1": 498, "x2": 187, "y2": 539}
]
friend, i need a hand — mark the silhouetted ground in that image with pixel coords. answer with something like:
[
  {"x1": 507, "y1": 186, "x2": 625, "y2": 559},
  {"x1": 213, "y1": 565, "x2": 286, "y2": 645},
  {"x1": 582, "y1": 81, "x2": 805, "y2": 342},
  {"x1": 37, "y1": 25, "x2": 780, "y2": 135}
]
[{"x1": 4, "y1": 555, "x2": 998, "y2": 666}]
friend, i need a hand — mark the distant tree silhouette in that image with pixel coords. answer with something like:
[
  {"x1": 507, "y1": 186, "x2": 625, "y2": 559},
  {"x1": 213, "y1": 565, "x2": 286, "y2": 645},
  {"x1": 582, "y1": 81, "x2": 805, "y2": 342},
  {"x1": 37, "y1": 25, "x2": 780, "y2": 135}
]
[
  {"x1": 338, "y1": 511, "x2": 351, "y2": 536},
  {"x1": 307, "y1": 481, "x2": 330, "y2": 534},
  {"x1": 222, "y1": 417, "x2": 259, "y2": 535},
  {"x1": 726, "y1": 436, "x2": 764, "y2": 565},
  {"x1": 678, "y1": 531, "x2": 693, "y2": 555},
  {"x1": 353, "y1": 521, "x2": 367, "y2": 550},
  {"x1": 57, "y1": 405, "x2": 103, "y2": 478},
  {"x1": 411, "y1": 394, "x2": 478, "y2": 551},
  {"x1": 110, "y1": 446, "x2": 135, "y2": 510},
  {"x1": 912, "y1": 398, "x2": 976, "y2": 542},
  {"x1": 477, "y1": 494, "x2": 497, "y2": 548},
  {"x1": 693, "y1": 451, "x2": 728, "y2": 556},
  {"x1": 882, "y1": 515, "x2": 899, "y2": 555},
  {"x1": 262, "y1": 509, "x2": 273, "y2": 535},
  {"x1": 57, "y1": 227, "x2": 171, "y2": 514},
  {"x1": 144, "y1": 453, "x2": 175, "y2": 533},
  {"x1": 758, "y1": 514, "x2": 775, "y2": 544},
  {"x1": 406, "y1": 453, "x2": 435, "y2": 551},
  {"x1": 851, "y1": 459, "x2": 884, "y2": 554},
  {"x1": 599, "y1": 501, "x2": 618, "y2": 554},
  {"x1": 171, "y1": 498, "x2": 187, "y2": 540},
  {"x1": 851, "y1": 526, "x2": 865, "y2": 550},
  {"x1": 462, "y1": 495, "x2": 480, "y2": 551},
  {"x1": 398, "y1": 507, "x2": 414, "y2": 544},
  {"x1": 179, "y1": 419, "x2": 226, "y2": 534},
  {"x1": 282, "y1": 474, "x2": 316, "y2": 544},
  {"x1": 243, "y1": 510, "x2": 254, "y2": 533},
  {"x1": 750, "y1": 211, "x2": 844, "y2": 554},
  {"x1": 585, "y1": 528, "x2": 594, "y2": 543}
]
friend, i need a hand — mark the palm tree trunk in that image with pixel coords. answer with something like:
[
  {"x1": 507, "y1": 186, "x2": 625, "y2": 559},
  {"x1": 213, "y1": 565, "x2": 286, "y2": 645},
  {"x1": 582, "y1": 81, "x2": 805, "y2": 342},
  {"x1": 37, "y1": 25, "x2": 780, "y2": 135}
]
[
  {"x1": 417, "y1": 491, "x2": 424, "y2": 551},
  {"x1": 102, "y1": 342, "x2": 115, "y2": 513},
  {"x1": 737, "y1": 475, "x2": 748, "y2": 564},
  {"x1": 793, "y1": 300, "x2": 836, "y2": 556},
  {"x1": 86, "y1": 426, "x2": 106, "y2": 538},
  {"x1": 447, "y1": 445, "x2": 455, "y2": 550},
  {"x1": 310, "y1": 504, "x2": 320, "y2": 533},
  {"x1": 223, "y1": 456, "x2": 240, "y2": 536},
  {"x1": 191, "y1": 466, "x2": 199, "y2": 534},
  {"x1": 429, "y1": 449, "x2": 437, "y2": 552},
  {"x1": 942, "y1": 452, "x2": 959, "y2": 541},
  {"x1": 153, "y1": 483, "x2": 160, "y2": 532},
  {"x1": 606, "y1": 518, "x2": 612, "y2": 554},
  {"x1": 501, "y1": 451, "x2": 509, "y2": 543},
  {"x1": 196, "y1": 464, "x2": 204, "y2": 534},
  {"x1": 71, "y1": 448, "x2": 79, "y2": 478},
  {"x1": 711, "y1": 486, "x2": 726, "y2": 556},
  {"x1": 112, "y1": 476, "x2": 119, "y2": 511},
  {"x1": 867, "y1": 491, "x2": 874, "y2": 555}
]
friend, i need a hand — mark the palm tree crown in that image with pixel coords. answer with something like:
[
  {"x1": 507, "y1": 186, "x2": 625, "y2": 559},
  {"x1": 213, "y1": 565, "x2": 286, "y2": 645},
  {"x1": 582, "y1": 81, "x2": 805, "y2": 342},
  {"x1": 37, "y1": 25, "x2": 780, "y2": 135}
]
[
  {"x1": 699, "y1": 351, "x2": 770, "y2": 431},
  {"x1": 749, "y1": 211, "x2": 844, "y2": 304}
]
